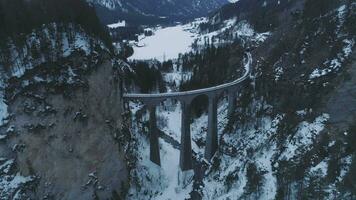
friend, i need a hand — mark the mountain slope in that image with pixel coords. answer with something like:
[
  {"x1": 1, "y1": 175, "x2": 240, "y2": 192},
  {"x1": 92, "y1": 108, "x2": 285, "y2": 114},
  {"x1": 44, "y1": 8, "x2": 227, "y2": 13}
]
[{"x1": 192, "y1": 0, "x2": 356, "y2": 199}]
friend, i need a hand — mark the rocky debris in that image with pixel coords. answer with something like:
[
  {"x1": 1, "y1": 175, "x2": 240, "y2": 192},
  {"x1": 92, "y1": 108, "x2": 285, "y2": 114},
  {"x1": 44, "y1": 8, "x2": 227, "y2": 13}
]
[
  {"x1": 38, "y1": 105, "x2": 57, "y2": 117},
  {"x1": 12, "y1": 144, "x2": 26, "y2": 153},
  {"x1": 73, "y1": 110, "x2": 89, "y2": 122},
  {"x1": 23, "y1": 102, "x2": 37, "y2": 115},
  {"x1": 24, "y1": 123, "x2": 46, "y2": 133}
]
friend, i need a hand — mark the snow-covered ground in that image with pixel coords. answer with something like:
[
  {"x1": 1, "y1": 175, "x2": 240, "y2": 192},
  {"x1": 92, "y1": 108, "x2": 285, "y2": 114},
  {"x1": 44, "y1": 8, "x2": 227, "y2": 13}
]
[
  {"x1": 122, "y1": 91, "x2": 335, "y2": 200},
  {"x1": 201, "y1": 109, "x2": 333, "y2": 200},
  {"x1": 129, "y1": 18, "x2": 269, "y2": 62},
  {"x1": 129, "y1": 24, "x2": 196, "y2": 61},
  {"x1": 127, "y1": 94, "x2": 231, "y2": 199},
  {"x1": 0, "y1": 159, "x2": 34, "y2": 199},
  {"x1": 201, "y1": 112, "x2": 283, "y2": 200},
  {"x1": 279, "y1": 114, "x2": 330, "y2": 160},
  {"x1": 195, "y1": 19, "x2": 270, "y2": 47},
  {"x1": 127, "y1": 102, "x2": 194, "y2": 200}
]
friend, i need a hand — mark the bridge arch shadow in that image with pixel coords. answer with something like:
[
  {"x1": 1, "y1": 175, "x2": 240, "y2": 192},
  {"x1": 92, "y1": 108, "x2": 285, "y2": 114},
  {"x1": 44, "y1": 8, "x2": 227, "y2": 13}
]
[
  {"x1": 190, "y1": 94, "x2": 209, "y2": 119},
  {"x1": 188, "y1": 94, "x2": 209, "y2": 150}
]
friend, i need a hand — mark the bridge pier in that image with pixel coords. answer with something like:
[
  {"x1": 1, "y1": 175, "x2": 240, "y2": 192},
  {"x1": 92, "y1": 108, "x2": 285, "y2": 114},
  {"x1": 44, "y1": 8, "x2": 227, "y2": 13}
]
[
  {"x1": 179, "y1": 100, "x2": 193, "y2": 171},
  {"x1": 148, "y1": 105, "x2": 161, "y2": 166},
  {"x1": 228, "y1": 91, "x2": 236, "y2": 118},
  {"x1": 205, "y1": 95, "x2": 218, "y2": 160}
]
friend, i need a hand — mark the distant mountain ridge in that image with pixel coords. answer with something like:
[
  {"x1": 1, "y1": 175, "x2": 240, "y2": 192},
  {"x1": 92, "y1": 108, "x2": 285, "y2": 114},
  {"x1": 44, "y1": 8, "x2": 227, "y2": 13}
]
[{"x1": 87, "y1": 0, "x2": 230, "y2": 24}]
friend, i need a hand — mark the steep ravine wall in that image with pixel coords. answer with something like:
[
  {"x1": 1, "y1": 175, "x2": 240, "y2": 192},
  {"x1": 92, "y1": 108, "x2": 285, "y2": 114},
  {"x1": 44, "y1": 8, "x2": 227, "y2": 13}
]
[
  {"x1": 0, "y1": 60, "x2": 129, "y2": 199},
  {"x1": 324, "y1": 50, "x2": 356, "y2": 130}
]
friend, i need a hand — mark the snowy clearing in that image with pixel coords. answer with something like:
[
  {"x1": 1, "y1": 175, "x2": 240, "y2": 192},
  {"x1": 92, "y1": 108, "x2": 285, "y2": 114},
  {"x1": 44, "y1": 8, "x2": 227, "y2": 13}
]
[
  {"x1": 129, "y1": 18, "x2": 268, "y2": 62},
  {"x1": 129, "y1": 24, "x2": 196, "y2": 61}
]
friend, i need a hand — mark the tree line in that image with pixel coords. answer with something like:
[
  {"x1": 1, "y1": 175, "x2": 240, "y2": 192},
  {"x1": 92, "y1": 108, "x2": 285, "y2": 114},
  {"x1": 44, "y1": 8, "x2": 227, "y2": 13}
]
[
  {"x1": 0, "y1": 0, "x2": 111, "y2": 47},
  {"x1": 180, "y1": 43, "x2": 245, "y2": 91}
]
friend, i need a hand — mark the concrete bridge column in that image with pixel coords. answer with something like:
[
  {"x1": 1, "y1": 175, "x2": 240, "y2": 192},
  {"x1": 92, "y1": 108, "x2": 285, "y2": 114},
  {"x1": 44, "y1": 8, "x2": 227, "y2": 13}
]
[
  {"x1": 148, "y1": 104, "x2": 161, "y2": 166},
  {"x1": 228, "y1": 91, "x2": 236, "y2": 118},
  {"x1": 205, "y1": 95, "x2": 218, "y2": 160},
  {"x1": 179, "y1": 100, "x2": 193, "y2": 171}
]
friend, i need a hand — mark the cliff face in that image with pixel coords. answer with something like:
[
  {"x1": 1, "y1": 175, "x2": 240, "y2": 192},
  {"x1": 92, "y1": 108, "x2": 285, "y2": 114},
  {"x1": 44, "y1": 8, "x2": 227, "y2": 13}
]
[
  {"x1": 324, "y1": 50, "x2": 356, "y2": 130},
  {"x1": 0, "y1": 1, "x2": 130, "y2": 199},
  {"x1": 7, "y1": 60, "x2": 127, "y2": 199},
  {"x1": 0, "y1": 56, "x2": 129, "y2": 199}
]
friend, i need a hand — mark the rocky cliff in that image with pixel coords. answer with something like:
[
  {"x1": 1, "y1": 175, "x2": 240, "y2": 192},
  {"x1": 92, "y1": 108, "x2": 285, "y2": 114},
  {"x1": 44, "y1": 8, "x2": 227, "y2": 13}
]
[
  {"x1": 1, "y1": 58, "x2": 129, "y2": 199},
  {"x1": 0, "y1": 0, "x2": 130, "y2": 199}
]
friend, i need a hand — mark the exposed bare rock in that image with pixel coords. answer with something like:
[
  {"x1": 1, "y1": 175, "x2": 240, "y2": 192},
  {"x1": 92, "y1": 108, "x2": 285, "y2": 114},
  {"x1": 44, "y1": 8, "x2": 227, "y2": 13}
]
[
  {"x1": 324, "y1": 51, "x2": 356, "y2": 130},
  {"x1": 0, "y1": 60, "x2": 128, "y2": 199}
]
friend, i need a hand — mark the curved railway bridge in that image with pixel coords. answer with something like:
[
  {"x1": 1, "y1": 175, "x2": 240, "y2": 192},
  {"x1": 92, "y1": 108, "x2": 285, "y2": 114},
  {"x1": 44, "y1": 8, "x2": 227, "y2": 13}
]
[{"x1": 123, "y1": 53, "x2": 252, "y2": 171}]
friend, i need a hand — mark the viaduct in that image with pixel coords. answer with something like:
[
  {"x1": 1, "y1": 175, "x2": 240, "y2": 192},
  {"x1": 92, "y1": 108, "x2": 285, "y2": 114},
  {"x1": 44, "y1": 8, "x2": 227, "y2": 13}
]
[{"x1": 123, "y1": 53, "x2": 251, "y2": 171}]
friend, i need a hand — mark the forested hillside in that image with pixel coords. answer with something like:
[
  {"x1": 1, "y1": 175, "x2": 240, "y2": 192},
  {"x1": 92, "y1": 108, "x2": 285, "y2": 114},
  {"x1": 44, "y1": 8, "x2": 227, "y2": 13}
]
[
  {"x1": 0, "y1": 0, "x2": 110, "y2": 45},
  {"x1": 190, "y1": 0, "x2": 356, "y2": 199}
]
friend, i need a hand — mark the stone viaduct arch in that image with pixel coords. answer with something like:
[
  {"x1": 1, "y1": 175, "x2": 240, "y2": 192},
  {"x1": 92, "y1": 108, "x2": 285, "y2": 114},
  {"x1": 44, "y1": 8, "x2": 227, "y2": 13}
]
[{"x1": 123, "y1": 53, "x2": 252, "y2": 171}]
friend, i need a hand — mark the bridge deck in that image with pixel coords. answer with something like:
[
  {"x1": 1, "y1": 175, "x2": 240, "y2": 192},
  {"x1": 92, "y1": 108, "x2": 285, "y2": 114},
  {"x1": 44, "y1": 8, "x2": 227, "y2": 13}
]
[{"x1": 123, "y1": 53, "x2": 251, "y2": 101}]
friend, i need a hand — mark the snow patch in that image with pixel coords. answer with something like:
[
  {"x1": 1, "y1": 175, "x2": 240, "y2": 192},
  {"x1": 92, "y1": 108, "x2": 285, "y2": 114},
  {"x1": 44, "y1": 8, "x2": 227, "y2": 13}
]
[
  {"x1": 280, "y1": 114, "x2": 329, "y2": 160},
  {"x1": 255, "y1": 146, "x2": 277, "y2": 200},
  {"x1": 309, "y1": 39, "x2": 354, "y2": 79},
  {"x1": 107, "y1": 20, "x2": 126, "y2": 28},
  {"x1": 0, "y1": 171, "x2": 33, "y2": 199},
  {"x1": 309, "y1": 159, "x2": 328, "y2": 177},
  {"x1": 202, "y1": 113, "x2": 283, "y2": 199}
]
